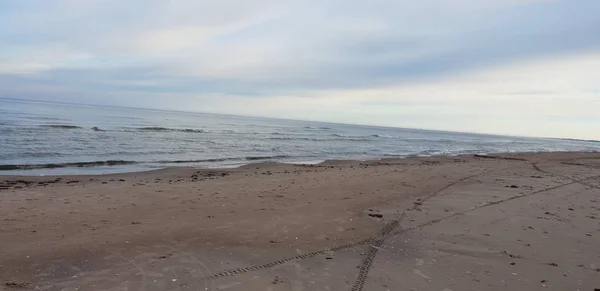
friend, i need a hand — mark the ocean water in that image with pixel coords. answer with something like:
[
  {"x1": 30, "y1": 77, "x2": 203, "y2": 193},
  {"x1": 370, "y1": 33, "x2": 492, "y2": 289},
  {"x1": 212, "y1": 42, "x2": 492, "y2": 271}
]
[{"x1": 1, "y1": 99, "x2": 599, "y2": 175}]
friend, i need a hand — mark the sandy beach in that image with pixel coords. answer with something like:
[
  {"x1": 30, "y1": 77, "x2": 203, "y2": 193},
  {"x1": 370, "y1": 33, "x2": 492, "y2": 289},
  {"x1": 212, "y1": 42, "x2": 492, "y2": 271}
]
[{"x1": 1, "y1": 152, "x2": 599, "y2": 291}]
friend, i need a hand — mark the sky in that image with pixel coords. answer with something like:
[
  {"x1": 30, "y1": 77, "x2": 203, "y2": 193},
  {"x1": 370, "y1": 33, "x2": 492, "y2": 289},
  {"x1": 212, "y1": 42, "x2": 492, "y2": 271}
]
[{"x1": 1, "y1": 0, "x2": 599, "y2": 139}]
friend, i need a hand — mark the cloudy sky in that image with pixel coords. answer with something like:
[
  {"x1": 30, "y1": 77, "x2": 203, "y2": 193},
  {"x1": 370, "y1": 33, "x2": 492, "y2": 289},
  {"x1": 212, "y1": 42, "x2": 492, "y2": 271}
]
[{"x1": 1, "y1": 0, "x2": 599, "y2": 139}]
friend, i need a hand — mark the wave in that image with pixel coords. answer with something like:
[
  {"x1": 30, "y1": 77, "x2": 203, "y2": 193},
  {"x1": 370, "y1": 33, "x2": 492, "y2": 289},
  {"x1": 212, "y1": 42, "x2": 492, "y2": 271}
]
[
  {"x1": 15, "y1": 125, "x2": 270, "y2": 135},
  {"x1": 0, "y1": 155, "x2": 292, "y2": 171},
  {"x1": 154, "y1": 155, "x2": 290, "y2": 164},
  {"x1": 335, "y1": 134, "x2": 433, "y2": 139},
  {"x1": 124, "y1": 127, "x2": 240, "y2": 134},
  {"x1": 270, "y1": 137, "x2": 370, "y2": 141},
  {"x1": 0, "y1": 160, "x2": 136, "y2": 171},
  {"x1": 331, "y1": 133, "x2": 378, "y2": 138},
  {"x1": 40, "y1": 124, "x2": 82, "y2": 129},
  {"x1": 130, "y1": 127, "x2": 206, "y2": 133},
  {"x1": 416, "y1": 149, "x2": 453, "y2": 156},
  {"x1": 331, "y1": 134, "x2": 458, "y2": 142},
  {"x1": 29, "y1": 116, "x2": 63, "y2": 121},
  {"x1": 20, "y1": 125, "x2": 215, "y2": 133},
  {"x1": 157, "y1": 155, "x2": 290, "y2": 163},
  {"x1": 382, "y1": 150, "x2": 453, "y2": 158},
  {"x1": 138, "y1": 127, "x2": 171, "y2": 131},
  {"x1": 558, "y1": 138, "x2": 600, "y2": 143},
  {"x1": 383, "y1": 153, "x2": 406, "y2": 157},
  {"x1": 245, "y1": 155, "x2": 289, "y2": 161},
  {"x1": 156, "y1": 158, "x2": 233, "y2": 164},
  {"x1": 80, "y1": 126, "x2": 216, "y2": 133},
  {"x1": 331, "y1": 133, "x2": 396, "y2": 139}
]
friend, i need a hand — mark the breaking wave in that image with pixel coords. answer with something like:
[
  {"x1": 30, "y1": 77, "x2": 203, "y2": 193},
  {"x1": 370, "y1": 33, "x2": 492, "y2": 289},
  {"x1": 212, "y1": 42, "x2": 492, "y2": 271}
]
[
  {"x1": 0, "y1": 155, "x2": 292, "y2": 171},
  {"x1": 0, "y1": 160, "x2": 136, "y2": 171},
  {"x1": 270, "y1": 137, "x2": 370, "y2": 141},
  {"x1": 40, "y1": 124, "x2": 83, "y2": 129},
  {"x1": 127, "y1": 127, "x2": 206, "y2": 133}
]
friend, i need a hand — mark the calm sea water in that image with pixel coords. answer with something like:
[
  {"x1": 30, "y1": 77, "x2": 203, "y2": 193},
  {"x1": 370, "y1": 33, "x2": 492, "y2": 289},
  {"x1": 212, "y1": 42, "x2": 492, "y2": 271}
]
[{"x1": 1, "y1": 99, "x2": 599, "y2": 175}]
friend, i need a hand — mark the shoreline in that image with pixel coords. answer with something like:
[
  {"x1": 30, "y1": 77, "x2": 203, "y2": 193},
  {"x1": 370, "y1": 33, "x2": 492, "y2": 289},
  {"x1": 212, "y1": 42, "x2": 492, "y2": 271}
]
[
  {"x1": 1, "y1": 150, "x2": 599, "y2": 177},
  {"x1": 1, "y1": 151, "x2": 599, "y2": 290}
]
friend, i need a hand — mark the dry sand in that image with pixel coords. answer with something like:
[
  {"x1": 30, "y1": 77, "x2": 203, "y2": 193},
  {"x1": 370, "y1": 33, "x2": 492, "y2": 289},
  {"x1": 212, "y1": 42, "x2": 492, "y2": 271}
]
[{"x1": 1, "y1": 152, "x2": 599, "y2": 291}]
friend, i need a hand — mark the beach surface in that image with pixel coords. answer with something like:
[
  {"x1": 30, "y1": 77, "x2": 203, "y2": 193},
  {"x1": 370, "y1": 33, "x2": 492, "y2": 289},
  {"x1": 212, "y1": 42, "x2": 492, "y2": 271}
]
[{"x1": 1, "y1": 152, "x2": 599, "y2": 291}]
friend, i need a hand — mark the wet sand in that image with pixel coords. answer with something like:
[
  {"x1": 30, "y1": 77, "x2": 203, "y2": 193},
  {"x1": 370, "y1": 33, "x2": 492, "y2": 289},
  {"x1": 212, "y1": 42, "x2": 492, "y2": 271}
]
[{"x1": 1, "y1": 152, "x2": 599, "y2": 291}]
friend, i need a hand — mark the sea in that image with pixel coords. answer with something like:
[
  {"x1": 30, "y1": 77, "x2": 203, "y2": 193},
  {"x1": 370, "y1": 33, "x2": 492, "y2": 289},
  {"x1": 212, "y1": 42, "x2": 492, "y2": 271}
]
[{"x1": 1, "y1": 98, "x2": 599, "y2": 175}]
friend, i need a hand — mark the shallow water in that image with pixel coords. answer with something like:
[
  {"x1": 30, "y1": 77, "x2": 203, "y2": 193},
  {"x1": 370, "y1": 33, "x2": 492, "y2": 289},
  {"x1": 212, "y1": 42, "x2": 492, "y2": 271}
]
[{"x1": 1, "y1": 99, "x2": 599, "y2": 175}]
